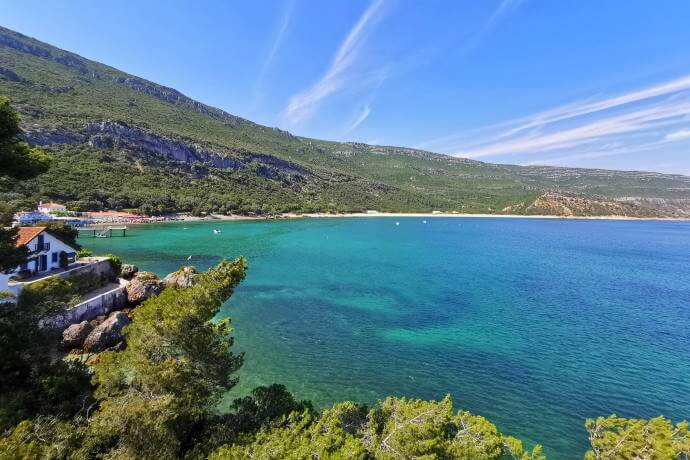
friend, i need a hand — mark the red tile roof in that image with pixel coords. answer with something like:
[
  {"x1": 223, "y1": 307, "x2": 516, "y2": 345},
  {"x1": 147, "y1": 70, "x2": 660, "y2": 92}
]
[
  {"x1": 41, "y1": 202, "x2": 65, "y2": 209},
  {"x1": 16, "y1": 226, "x2": 46, "y2": 247}
]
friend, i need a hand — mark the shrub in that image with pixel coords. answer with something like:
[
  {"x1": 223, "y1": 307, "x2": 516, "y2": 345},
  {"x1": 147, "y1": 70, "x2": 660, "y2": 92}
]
[
  {"x1": 17, "y1": 277, "x2": 79, "y2": 314},
  {"x1": 58, "y1": 251, "x2": 69, "y2": 269},
  {"x1": 0, "y1": 290, "x2": 16, "y2": 306},
  {"x1": 68, "y1": 271, "x2": 103, "y2": 295},
  {"x1": 104, "y1": 254, "x2": 122, "y2": 276},
  {"x1": 76, "y1": 248, "x2": 92, "y2": 258}
]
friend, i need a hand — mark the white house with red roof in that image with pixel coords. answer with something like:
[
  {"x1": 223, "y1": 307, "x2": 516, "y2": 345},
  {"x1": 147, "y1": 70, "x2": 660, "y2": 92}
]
[
  {"x1": 37, "y1": 201, "x2": 67, "y2": 214},
  {"x1": 0, "y1": 227, "x2": 78, "y2": 292}
]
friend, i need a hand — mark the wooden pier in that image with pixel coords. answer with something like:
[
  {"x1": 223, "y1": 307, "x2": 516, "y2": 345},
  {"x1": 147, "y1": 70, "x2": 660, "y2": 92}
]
[{"x1": 78, "y1": 226, "x2": 128, "y2": 238}]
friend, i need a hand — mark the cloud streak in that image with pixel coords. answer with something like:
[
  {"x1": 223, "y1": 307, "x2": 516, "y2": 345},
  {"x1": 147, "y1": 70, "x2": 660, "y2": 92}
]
[
  {"x1": 253, "y1": 0, "x2": 294, "y2": 106},
  {"x1": 345, "y1": 103, "x2": 372, "y2": 133},
  {"x1": 283, "y1": 0, "x2": 386, "y2": 125},
  {"x1": 418, "y1": 74, "x2": 690, "y2": 166}
]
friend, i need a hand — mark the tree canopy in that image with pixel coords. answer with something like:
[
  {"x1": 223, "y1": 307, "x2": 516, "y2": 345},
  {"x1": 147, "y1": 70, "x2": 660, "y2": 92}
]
[
  {"x1": 0, "y1": 96, "x2": 51, "y2": 272},
  {"x1": 1, "y1": 257, "x2": 688, "y2": 459},
  {"x1": 0, "y1": 95, "x2": 50, "y2": 181}
]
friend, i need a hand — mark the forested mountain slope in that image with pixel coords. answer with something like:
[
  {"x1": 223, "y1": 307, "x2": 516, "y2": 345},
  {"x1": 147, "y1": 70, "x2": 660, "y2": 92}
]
[{"x1": 1, "y1": 25, "x2": 689, "y2": 216}]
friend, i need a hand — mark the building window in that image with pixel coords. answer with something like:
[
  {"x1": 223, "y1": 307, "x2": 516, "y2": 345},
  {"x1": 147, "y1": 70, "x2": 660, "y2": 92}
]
[{"x1": 52, "y1": 252, "x2": 58, "y2": 263}]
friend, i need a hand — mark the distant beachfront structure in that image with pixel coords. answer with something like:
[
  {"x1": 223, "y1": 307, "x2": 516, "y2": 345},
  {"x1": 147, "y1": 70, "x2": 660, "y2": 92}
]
[
  {"x1": 83, "y1": 211, "x2": 147, "y2": 223},
  {"x1": 14, "y1": 210, "x2": 53, "y2": 225},
  {"x1": 37, "y1": 201, "x2": 67, "y2": 214}
]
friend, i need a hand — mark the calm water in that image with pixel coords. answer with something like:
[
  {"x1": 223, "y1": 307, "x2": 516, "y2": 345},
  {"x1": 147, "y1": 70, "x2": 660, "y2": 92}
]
[{"x1": 80, "y1": 217, "x2": 690, "y2": 458}]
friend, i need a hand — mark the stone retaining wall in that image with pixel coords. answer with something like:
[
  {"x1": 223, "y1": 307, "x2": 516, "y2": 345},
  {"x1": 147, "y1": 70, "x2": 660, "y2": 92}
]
[{"x1": 39, "y1": 281, "x2": 128, "y2": 330}]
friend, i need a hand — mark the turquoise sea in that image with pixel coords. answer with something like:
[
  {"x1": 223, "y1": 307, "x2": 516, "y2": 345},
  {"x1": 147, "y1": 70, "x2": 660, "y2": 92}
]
[{"x1": 79, "y1": 217, "x2": 690, "y2": 458}]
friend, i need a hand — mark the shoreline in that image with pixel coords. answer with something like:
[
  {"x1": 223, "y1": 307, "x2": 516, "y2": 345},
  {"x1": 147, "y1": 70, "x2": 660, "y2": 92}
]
[{"x1": 89, "y1": 212, "x2": 690, "y2": 227}]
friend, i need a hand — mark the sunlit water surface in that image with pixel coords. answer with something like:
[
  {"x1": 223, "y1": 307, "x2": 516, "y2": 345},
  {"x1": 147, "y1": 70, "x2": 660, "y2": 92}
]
[{"x1": 80, "y1": 217, "x2": 690, "y2": 458}]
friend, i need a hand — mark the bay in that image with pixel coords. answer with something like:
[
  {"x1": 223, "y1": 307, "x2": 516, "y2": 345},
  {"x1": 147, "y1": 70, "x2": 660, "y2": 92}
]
[{"x1": 80, "y1": 217, "x2": 690, "y2": 458}]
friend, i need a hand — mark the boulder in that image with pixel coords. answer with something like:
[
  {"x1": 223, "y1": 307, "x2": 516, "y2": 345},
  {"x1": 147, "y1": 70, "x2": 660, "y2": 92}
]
[
  {"x1": 83, "y1": 311, "x2": 131, "y2": 352},
  {"x1": 61, "y1": 321, "x2": 93, "y2": 349},
  {"x1": 163, "y1": 266, "x2": 199, "y2": 289},
  {"x1": 125, "y1": 271, "x2": 162, "y2": 304},
  {"x1": 89, "y1": 315, "x2": 107, "y2": 328},
  {"x1": 120, "y1": 264, "x2": 139, "y2": 280}
]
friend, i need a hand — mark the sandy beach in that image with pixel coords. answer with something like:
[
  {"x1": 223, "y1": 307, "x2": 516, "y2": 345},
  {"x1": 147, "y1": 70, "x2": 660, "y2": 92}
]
[{"x1": 131, "y1": 211, "x2": 690, "y2": 224}]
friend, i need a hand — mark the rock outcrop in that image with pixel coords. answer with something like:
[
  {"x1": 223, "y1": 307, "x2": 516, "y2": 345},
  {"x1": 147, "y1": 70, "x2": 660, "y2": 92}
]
[
  {"x1": 125, "y1": 271, "x2": 163, "y2": 304},
  {"x1": 162, "y1": 266, "x2": 199, "y2": 289},
  {"x1": 83, "y1": 311, "x2": 130, "y2": 352},
  {"x1": 23, "y1": 121, "x2": 311, "y2": 179},
  {"x1": 120, "y1": 264, "x2": 139, "y2": 280},
  {"x1": 61, "y1": 321, "x2": 93, "y2": 349}
]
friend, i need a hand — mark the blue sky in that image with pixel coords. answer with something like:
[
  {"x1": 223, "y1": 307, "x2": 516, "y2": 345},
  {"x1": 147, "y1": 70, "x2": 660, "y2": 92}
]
[{"x1": 3, "y1": 0, "x2": 690, "y2": 175}]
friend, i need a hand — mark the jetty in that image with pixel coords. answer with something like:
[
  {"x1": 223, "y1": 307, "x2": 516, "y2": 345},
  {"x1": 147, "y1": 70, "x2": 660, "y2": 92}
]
[{"x1": 78, "y1": 226, "x2": 128, "y2": 238}]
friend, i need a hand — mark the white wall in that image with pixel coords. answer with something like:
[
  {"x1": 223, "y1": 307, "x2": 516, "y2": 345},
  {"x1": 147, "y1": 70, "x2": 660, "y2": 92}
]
[{"x1": 22, "y1": 232, "x2": 77, "y2": 273}]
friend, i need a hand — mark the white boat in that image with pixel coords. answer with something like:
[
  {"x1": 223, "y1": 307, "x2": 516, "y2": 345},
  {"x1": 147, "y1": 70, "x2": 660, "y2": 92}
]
[{"x1": 213, "y1": 229, "x2": 221, "y2": 234}]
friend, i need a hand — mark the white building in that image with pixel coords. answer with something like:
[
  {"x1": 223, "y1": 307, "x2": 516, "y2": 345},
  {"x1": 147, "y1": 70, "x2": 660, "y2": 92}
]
[
  {"x1": 2, "y1": 227, "x2": 78, "y2": 285},
  {"x1": 37, "y1": 201, "x2": 67, "y2": 214},
  {"x1": 14, "y1": 210, "x2": 54, "y2": 225}
]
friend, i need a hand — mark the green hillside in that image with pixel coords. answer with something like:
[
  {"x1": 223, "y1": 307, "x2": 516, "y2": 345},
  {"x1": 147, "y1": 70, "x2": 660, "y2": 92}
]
[{"x1": 1, "y1": 25, "x2": 689, "y2": 216}]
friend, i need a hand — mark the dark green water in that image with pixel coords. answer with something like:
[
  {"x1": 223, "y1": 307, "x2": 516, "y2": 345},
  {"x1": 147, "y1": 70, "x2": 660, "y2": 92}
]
[{"x1": 80, "y1": 217, "x2": 690, "y2": 458}]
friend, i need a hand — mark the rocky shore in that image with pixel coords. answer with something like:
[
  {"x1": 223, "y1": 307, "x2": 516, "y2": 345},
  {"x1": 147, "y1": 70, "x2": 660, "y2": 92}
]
[{"x1": 59, "y1": 263, "x2": 200, "y2": 356}]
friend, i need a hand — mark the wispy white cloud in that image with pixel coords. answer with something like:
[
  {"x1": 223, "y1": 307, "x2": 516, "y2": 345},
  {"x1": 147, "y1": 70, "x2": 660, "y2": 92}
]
[
  {"x1": 418, "y1": 74, "x2": 690, "y2": 152},
  {"x1": 416, "y1": 74, "x2": 690, "y2": 168},
  {"x1": 665, "y1": 129, "x2": 690, "y2": 141},
  {"x1": 345, "y1": 103, "x2": 372, "y2": 133},
  {"x1": 485, "y1": 0, "x2": 524, "y2": 29},
  {"x1": 253, "y1": 0, "x2": 295, "y2": 106},
  {"x1": 282, "y1": 0, "x2": 386, "y2": 125},
  {"x1": 460, "y1": 97, "x2": 690, "y2": 158},
  {"x1": 454, "y1": 0, "x2": 526, "y2": 57}
]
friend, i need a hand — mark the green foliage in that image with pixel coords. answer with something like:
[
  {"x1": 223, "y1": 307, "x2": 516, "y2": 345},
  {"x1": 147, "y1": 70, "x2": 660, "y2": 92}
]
[
  {"x1": 58, "y1": 250, "x2": 69, "y2": 268},
  {"x1": 0, "y1": 278, "x2": 92, "y2": 432},
  {"x1": 0, "y1": 95, "x2": 50, "y2": 181},
  {"x1": 187, "y1": 384, "x2": 313, "y2": 458},
  {"x1": 0, "y1": 417, "x2": 85, "y2": 459},
  {"x1": 212, "y1": 395, "x2": 545, "y2": 460},
  {"x1": 17, "y1": 276, "x2": 79, "y2": 314},
  {"x1": 0, "y1": 96, "x2": 49, "y2": 271},
  {"x1": 585, "y1": 415, "x2": 690, "y2": 459},
  {"x1": 68, "y1": 270, "x2": 106, "y2": 294},
  {"x1": 2, "y1": 26, "x2": 689, "y2": 217},
  {"x1": 0, "y1": 226, "x2": 28, "y2": 272},
  {"x1": 88, "y1": 258, "x2": 247, "y2": 458},
  {"x1": 104, "y1": 253, "x2": 122, "y2": 276},
  {"x1": 76, "y1": 247, "x2": 92, "y2": 258}
]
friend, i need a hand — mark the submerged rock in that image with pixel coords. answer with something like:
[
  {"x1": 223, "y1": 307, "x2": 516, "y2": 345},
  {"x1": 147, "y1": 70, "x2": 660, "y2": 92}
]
[
  {"x1": 83, "y1": 311, "x2": 131, "y2": 352},
  {"x1": 125, "y1": 271, "x2": 162, "y2": 304},
  {"x1": 120, "y1": 264, "x2": 139, "y2": 280},
  {"x1": 162, "y1": 266, "x2": 199, "y2": 289},
  {"x1": 62, "y1": 321, "x2": 93, "y2": 349}
]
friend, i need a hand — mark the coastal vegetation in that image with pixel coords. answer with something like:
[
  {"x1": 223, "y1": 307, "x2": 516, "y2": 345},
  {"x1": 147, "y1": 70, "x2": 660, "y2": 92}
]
[
  {"x1": 1, "y1": 256, "x2": 689, "y2": 458},
  {"x1": 1, "y1": 26, "x2": 690, "y2": 460},
  {"x1": 0, "y1": 95, "x2": 51, "y2": 271},
  {"x1": 1, "y1": 26, "x2": 690, "y2": 218}
]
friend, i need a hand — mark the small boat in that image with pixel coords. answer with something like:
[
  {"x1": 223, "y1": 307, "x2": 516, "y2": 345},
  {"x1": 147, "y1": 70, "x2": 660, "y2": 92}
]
[
  {"x1": 213, "y1": 229, "x2": 221, "y2": 234},
  {"x1": 422, "y1": 220, "x2": 427, "y2": 224},
  {"x1": 395, "y1": 222, "x2": 400, "y2": 226}
]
